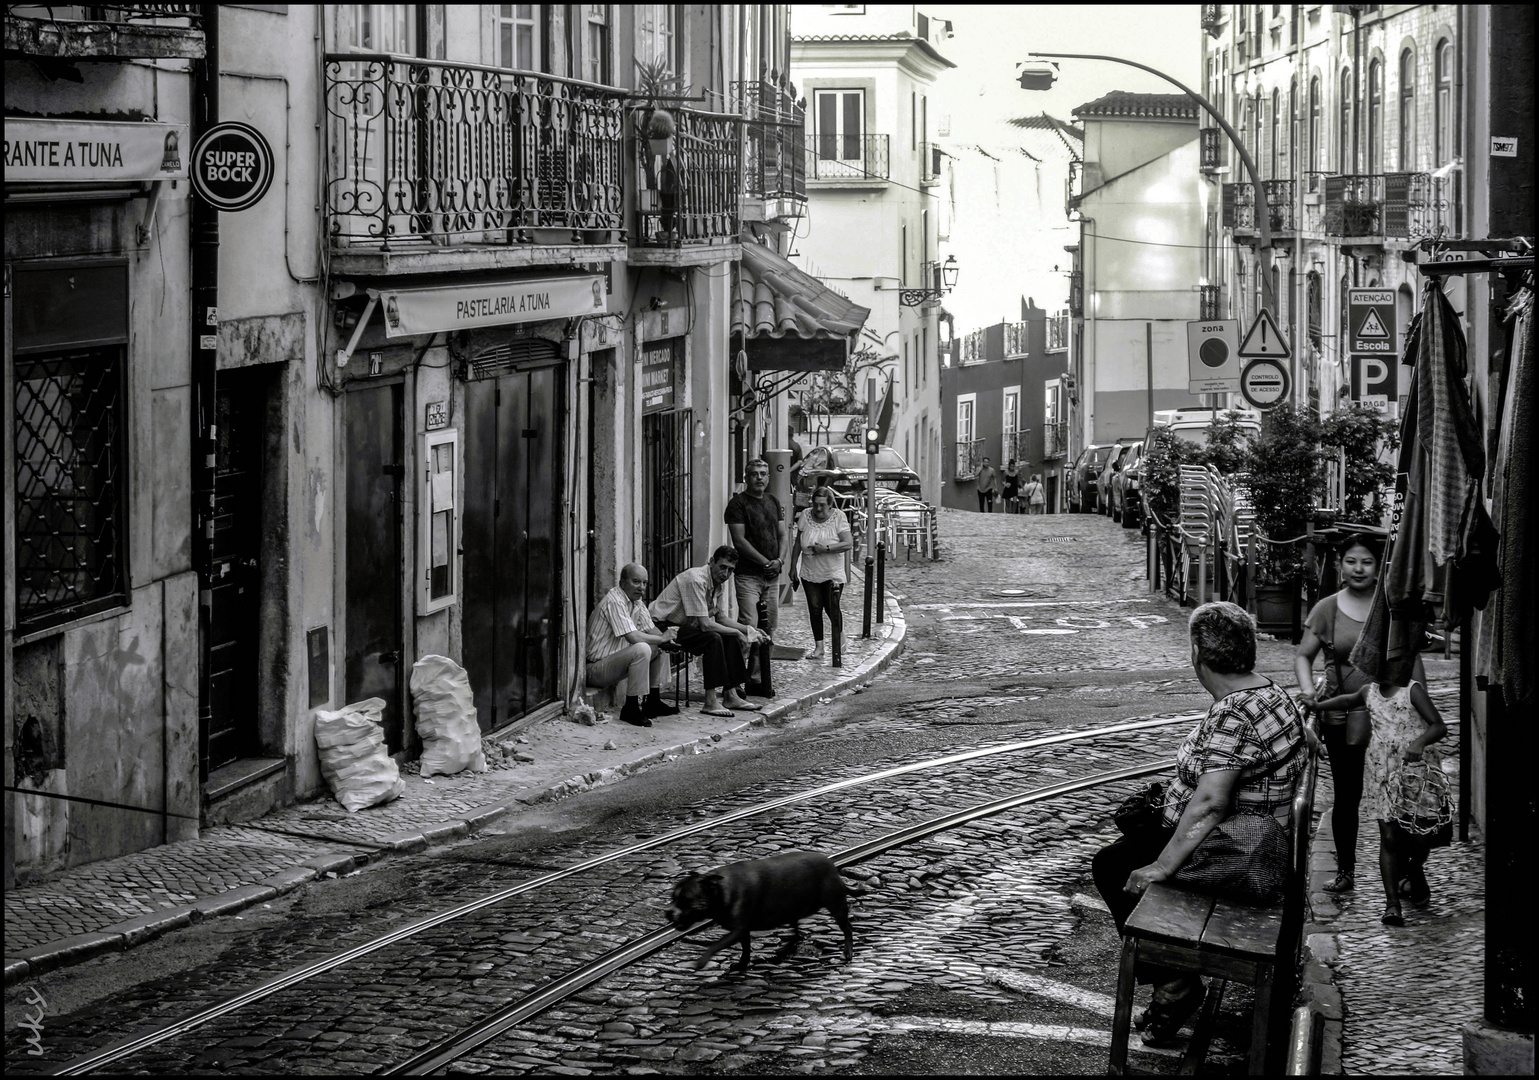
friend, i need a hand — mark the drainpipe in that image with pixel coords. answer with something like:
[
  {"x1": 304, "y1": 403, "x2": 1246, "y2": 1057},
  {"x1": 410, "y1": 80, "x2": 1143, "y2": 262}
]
[{"x1": 191, "y1": 3, "x2": 220, "y2": 784}]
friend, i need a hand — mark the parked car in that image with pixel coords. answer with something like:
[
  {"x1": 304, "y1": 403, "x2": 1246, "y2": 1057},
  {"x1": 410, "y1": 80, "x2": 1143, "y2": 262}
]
[
  {"x1": 1137, "y1": 407, "x2": 1263, "y2": 523},
  {"x1": 1097, "y1": 441, "x2": 1140, "y2": 515},
  {"x1": 790, "y1": 444, "x2": 922, "y2": 507},
  {"x1": 1110, "y1": 441, "x2": 1146, "y2": 526},
  {"x1": 1068, "y1": 443, "x2": 1118, "y2": 513}
]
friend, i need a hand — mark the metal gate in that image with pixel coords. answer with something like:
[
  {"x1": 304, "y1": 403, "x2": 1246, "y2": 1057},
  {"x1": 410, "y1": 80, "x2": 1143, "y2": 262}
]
[{"x1": 642, "y1": 407, "x2": 694, "y2": 590}]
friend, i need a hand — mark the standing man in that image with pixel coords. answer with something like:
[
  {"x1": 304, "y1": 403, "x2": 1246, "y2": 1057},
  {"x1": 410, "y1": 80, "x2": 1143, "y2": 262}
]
[
  {"x1": 586, "y1": 564, "x2": 680, "y2": 727},
  {"x1": 650, "y1": 546, "x2": 767, "y2": 717},
  {"x1": 725, "y1": 458, "x2": 786, "y2": 686},
  {"x1": 976, "y1": 456, "x2": 999, "y2": 513}
]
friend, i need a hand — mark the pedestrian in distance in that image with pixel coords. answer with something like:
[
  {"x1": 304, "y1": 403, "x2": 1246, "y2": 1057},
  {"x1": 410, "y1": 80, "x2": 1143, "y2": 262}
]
[
  {"x1": 585, "y1": 564, "x2": 680, "y2": 726},
  {"x1": 789, "y1": 486, "x2": 854, "y2": 667},
  {"x1": 1024, "y1": 473, "x2": 1047, "y2": 515},
  {"x1": 725, "y1": 457, "x2": 786, "y2": 689},
  {"x1": 1295, "y1": 532, "x2": 1382, "y2": 895},
  {"x1": 975, "y1": 457, "x2": 999, "y2": 513},
  {"x1": 1002, "y1": 459, "x2": 1021, "y2": 514},
  {"x1": 649, "y1": 546, "x2": 768, "y2": 717},
  {"x1": 1311, "y1": 636, "x2": 1446, "y2": 926}
]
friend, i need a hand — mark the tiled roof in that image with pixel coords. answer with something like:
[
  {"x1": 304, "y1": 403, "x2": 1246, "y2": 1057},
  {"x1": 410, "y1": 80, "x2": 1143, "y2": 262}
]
[
  {"x1": 1005, "y1": 112, "x2": 1085, "y2": 142},
  {"x1": 733, "y1": 237, "x2": 870, "y2": 343},
  {"x1": 1072, "y1": 91, "x2": 1198, "y2": 120}
]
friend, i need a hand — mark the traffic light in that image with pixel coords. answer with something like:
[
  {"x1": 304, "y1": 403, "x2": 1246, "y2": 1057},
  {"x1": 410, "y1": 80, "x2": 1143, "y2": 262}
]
[{"x1": 864, "y1": 427, "x2": 881, "y2": 456}]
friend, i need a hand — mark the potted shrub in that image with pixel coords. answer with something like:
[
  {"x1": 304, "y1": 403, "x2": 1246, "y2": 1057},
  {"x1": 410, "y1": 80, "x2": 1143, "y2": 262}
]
[
  {"x1": 1320, "y1": 402, "x2": 1400, "y2": 526},
  {"x1": 1239, "y1": 404, "x2": 1324, "y2": 633},
  {"x1": 634, "y1": 56, "x2": 684, "y2": 165}
]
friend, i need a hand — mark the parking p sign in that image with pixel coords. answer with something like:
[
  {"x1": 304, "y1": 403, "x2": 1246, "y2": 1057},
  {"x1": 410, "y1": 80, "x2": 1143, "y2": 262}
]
[{"x1": 1351, "y1": 354, "x2": 1399, "y2": 411}]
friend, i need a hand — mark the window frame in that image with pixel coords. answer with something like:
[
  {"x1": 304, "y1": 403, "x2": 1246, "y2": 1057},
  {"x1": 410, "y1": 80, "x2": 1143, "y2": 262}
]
[
  {"x1": 635, "y1": 3, "x2": 676, "y2": 76},
  {"x1": 1339, "y1": 67, "x2": 1352, "y2": 172},
  {"x1": 1398, "y1": 46, "x2": 1416, "y2": 171},
  {"x1": 1434, "y1": 38, "x2": 1453, "y2": 166},
  {"x1": 1367, "y1": 57, "x2": 1383, "y2": 174},
  {"x1": 813, "y1": 87, "x2": 866, "y2": 165},
  {"x1": 584, "y1": 4, "x2": 611, "y2": 84},
  {"x1": 1308, "y1": 75, "x2": 1321, "y2": 172}
]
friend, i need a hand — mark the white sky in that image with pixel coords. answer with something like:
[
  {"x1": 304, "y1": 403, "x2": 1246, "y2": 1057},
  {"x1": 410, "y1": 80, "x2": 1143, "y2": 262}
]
[{"x1": 924, "y1": 5, "x2": 1204, "y2": 140}]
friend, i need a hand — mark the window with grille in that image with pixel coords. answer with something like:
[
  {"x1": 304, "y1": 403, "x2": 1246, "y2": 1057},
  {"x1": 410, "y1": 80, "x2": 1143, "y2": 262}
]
[{"x1": 14, "y1": 348, "x2": 128, "y2": 633}]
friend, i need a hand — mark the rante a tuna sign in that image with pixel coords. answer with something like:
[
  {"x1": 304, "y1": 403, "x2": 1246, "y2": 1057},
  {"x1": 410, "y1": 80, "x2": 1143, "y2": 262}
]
[{"x1": 4, "y1": 118, "x2": 187, "y2": 183}]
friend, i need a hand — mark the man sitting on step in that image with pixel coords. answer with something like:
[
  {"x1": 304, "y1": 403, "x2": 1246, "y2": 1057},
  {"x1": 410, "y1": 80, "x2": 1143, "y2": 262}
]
[
  {"x1": 586, "y1": 563, "x2": 681, "y2": 727},
  {"x1": 649, "y1": 546, "x2": 767, "y2": 718}
]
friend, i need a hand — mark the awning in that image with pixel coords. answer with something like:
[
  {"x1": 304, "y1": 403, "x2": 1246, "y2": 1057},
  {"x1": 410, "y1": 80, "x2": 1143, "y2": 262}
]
[{"x1": 732, "y1": 237, "x2": 870, "y2": 371}]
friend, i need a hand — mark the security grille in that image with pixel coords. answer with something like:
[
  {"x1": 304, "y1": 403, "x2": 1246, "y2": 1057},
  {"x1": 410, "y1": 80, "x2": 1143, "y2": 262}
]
[
  {"x1": 643, "y1": 407, "x2": 694, "y2": 592},
  {"x1": 13, "y1": 348, "x2": 127, "y2": 632}
]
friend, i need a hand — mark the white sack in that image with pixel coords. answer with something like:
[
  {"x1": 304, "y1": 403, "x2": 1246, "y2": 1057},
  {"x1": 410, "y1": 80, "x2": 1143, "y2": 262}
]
[
  {"x1": 313, "y1": 697, "x2": 405, "y2": 812},
  {"x1": 409, "y1": 655, "x2": 488, "y2": 778}
]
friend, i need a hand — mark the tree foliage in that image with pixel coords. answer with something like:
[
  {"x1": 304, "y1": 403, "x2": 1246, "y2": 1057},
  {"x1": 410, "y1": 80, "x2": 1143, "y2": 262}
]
[{"x1": 1319, "y1": 404, "x2": 1400, "y2": 526}]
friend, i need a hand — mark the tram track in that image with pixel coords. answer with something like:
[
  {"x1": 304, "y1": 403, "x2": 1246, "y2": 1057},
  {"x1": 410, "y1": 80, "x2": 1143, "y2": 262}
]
[{"x1": 50, "y1": 716, "x2": 1196, "y2": 1076}]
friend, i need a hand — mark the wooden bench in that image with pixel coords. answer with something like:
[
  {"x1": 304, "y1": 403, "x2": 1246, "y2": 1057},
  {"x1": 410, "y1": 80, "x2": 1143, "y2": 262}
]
[{"x1": 1108, "y1": 750, "x2": 1319, "y2": 1075}]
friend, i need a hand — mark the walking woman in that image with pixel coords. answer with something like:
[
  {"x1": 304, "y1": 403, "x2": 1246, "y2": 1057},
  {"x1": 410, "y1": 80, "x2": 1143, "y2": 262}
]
[
  {"x1": 1296, "y1": 532, "x2": 1382, "y2": 894},
  {"x1": 790, "y1": 486, "x2": 853, "y2": 667},
  {"x1": 1002, "y1": 459, "x2": 1021, "y2": 514}
]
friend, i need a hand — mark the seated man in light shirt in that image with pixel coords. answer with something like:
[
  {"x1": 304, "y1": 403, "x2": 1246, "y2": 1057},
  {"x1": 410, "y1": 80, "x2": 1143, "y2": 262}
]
[
  {"x1": 586, "y1": 563, "x2": 680, "y2": 727},
  {"x1": 649, "y1": 545, "x2": 768, "y2": 718}
]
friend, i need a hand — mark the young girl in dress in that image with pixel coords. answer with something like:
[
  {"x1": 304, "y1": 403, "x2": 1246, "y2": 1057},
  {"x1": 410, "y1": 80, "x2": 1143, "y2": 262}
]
[{"x1": 1314, "y1": 652, "x2": 1448, "y2": 926}]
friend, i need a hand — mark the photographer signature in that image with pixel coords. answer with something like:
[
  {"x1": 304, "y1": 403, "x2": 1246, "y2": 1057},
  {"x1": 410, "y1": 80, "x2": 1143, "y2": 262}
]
[{"x1": 19, "y1": 986, "x2": 46, "y2": 1055}]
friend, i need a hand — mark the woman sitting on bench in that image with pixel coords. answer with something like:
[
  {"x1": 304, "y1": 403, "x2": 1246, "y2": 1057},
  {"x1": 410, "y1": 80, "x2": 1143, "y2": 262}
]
[{"x1": 1091, "y1": 601, "x2": 1309, "y2": 1047}]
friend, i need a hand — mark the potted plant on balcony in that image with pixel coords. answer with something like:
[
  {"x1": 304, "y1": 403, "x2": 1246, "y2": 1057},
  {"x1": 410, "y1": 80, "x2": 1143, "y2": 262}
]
[
  {"x1": 1238, "y1": 403, "x2": 1324, "y2": 636},
  {"x1": 634, "y1": 56, "x2": 685, "y2": 241}
]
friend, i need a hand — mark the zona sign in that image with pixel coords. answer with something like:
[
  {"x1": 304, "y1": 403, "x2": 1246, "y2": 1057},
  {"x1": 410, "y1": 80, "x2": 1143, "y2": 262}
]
[
  {"x1": 1239, "y1": 357, "x2": 1291, "y2": 410},
  {"x1": 190, "y1": 122, "x2": 273, "y2": 212}
]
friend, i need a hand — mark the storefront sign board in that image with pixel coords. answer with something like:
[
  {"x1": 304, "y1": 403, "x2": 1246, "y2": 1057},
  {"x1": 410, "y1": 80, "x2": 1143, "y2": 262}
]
[
  {"x1": 641, "y1": 340, "x2": 679, "y2": 414},
  {"x1": 190, "y1": 121, "x2": 274, "y2": 211},
  {"x1": 4, "y1": 117, "x2": 187, "y2": 183},
  {"x1": 378, "y1": 275, "x2": 607, "y2": 338}
]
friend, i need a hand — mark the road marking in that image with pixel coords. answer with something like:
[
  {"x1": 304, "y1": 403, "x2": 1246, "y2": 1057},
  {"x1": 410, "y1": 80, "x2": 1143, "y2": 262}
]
[
  {"x1": 881, "y1": 1015, "x2": 1179, "y2": 1057},
  {"x1": 909, "y1": 599, "x2": 1152, "y2": 611},
  {"x1": 982, "y1": 967, "x2": 1118, "y2": 1018}
]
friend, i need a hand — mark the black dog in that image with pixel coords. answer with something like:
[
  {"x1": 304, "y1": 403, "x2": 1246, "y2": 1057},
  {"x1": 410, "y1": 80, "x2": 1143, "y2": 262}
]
[{"x1": 665, "y1": 851, "x2": 854, "y2": 972}]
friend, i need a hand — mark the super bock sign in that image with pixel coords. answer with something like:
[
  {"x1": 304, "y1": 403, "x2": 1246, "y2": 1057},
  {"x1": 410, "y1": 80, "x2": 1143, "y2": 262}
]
[{"x1": 190, "y1": 122, "x2": 274, "y2": 212}]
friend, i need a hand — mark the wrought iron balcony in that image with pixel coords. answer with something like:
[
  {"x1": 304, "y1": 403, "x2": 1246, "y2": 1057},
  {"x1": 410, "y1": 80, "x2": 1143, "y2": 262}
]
[
  {"x1": 920, "y1": 141, "x2": 943, "y2": 186},
  {"x1": 1044, "y1": 422, "x2": 1070, "y2": 461},
  {"x1": 1322, "y1": 174, "x2": 1385, "y2": 238},
  {"x1": 1261, "y1": 179, "x2": 1296, "y2": 232},
  {"x1": 1201, "y1": 4, "x2": 1224, "y2": 36},
  {"x1": 6, "y1": 3, "x2": 203, "y2": 59},
  {"x1": 1199, "y1": 284, "x2": 1222, "y2": 320},
  {"x1": 1006, "y1": 429, "x2": 1033, "y2": 466},
  {"x1": 954, "y1": 438, "x2": 985, "y2": 480},
  {"x1": 806, "y1": 133, "x2": 890, "y2": 182},
  {"x1": 1200, "y1": 127, "x2": 1221, "y2": 169},
  {"x1": 325, "y1": 54, "x2": 628, "y2": 258},
  {"x1": 1068, "y1": 271, "x2": 1084, "y2": 318},
  {"x1": 1222, "y1": 182, "x2": 1256, "y2": 232},
  {"x1": 1047, "y1": 312, "x2": 1069, "y2": 352},
  {"x1": 635, "y1": 106, "x2": 743, "y2": 248},
  {"x1": 1383, "y1": 172, "x2": 1461, "y2": 240},
  {"x1": 1004, "y1": 320, "x2": 1030, "y2": 357},
  {"x1": 959, "y1": 329, "x2": 986, "y2": 364},
  {"x1": 734, "y1": 80, "x2": 806, "y2": 208}
]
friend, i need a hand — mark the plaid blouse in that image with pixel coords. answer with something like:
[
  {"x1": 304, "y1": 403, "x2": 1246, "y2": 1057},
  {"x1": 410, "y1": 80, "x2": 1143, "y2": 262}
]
[{"x1": 1160, "y1": 681, "x2": 1306, "y2": 827}]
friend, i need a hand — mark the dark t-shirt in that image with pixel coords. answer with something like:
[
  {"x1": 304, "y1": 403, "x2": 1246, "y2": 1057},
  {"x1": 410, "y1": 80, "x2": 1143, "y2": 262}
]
[{"x1": 725, "y1": 492, "x2": 783, "y2": 578}]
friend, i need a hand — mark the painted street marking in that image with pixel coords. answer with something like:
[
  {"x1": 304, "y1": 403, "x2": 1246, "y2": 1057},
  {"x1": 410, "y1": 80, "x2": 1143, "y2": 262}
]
[
  {"x1": 882, "y1": 1015, "x2": 1179, "y2": 1057},
  {"x1": 909, "y1": 599, "x2": 1151, "y2": 611},
  {"x1": 1055, "y1": 615, "x2": 1111, "y2": 629},
  {"x1": 983, "y1": 967, "x2": 1118, "y2": 1018}
]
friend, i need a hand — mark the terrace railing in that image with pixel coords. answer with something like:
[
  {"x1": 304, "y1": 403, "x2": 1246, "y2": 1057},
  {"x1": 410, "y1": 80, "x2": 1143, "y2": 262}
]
[
  {"x1": 1323, "y1": 174, "x2": 1385, "y2": 238},
  {"x1": 806, "y1": 133, "x2": 890, "y2": 181},
  {"x1": 954, "y1": 438, "x2": 985, "y2": 480},
  {"x1": 325, "y1": 54, "x2": 627, "y2": 251},
  {"x1": 1383, "y1": 171, "x2": 1460, "y2": 240},
  {"x1": 1261, "y1": 179, "x2": 1295, "y2": 231},
  {"x1": 635, "y1": 106, "x2": 743, "y2": 247},
  {"x1": 1047, "y1": 312, "x2": 1069, "y2": 352},
  {"x1": 733, "y1": 79, "x2": 805, "y2": 204},
  {"x1": 1043, "y1": 422, "x2": 1070, "y2": 461}
]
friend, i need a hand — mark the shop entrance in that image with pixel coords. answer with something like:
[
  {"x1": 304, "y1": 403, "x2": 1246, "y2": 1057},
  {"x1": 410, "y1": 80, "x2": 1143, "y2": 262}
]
[
  {"x1": 344, "y1": 381, "x2": 406, "y2": 752},
  {"x1": 206, "y1": 368, "x2": 268, "y2": 773},
  {"x1": 463, "y1": 355, "x2": 564, "y2": 731}
]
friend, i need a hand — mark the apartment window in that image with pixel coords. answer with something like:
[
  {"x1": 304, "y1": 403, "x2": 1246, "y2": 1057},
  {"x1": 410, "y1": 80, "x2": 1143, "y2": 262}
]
[
  {"x1": 1270, "y1": 88, "x2": 1281, "y2": 178},
  {"x1": 957, "y1": 396, "x2": 975, "y2": 444},
  {"x1": 814, "y1": 88, "x2": 865, "y2": 164},
  {"x1": 1435, "y1": 38, "x2": 1453, "y2": 165},
  {"x1": 921, "y1": 330, "x2": 927, "y2": 387},
  {"x1": 636, "y1": 3, "x2": 675, "y2": 72},
  {"x1": 903, "y1": 338, "x2": 910, "y2": 390},
  {"x1": 347, "y1": 3, "x2": 417, "y2": 53},
  {"x1": 585, "y1": 4, "x2": 611, "y2": 84},
  {"x1": 1339, "y1": 68, "x2": 1352, "y2": 171},
  {"x1": 900, "y1": 222, "x2": 907, "y2": 287},
  {"x1": 1398, "y1": 47, "x2": 1416, "y2": 171},
  {"x1": 1003, "y1": 388, "x2": 1020, "y2": 440},
  {"x1": 911, "y1": 90, "x2": 917, "y2": 150},
  {"x1": 495, "y1": 4, "x2": 538, "y2": 70},
  {"x1": 1367, "y1": 58, "x2": 1383, "y2": 174},
  {"x1": 1308, "y1": 75, "x2": 1321, "y2": 171},
  {"x1": 1288, "y1": 77, "x2": 1297, "y2": 167}
]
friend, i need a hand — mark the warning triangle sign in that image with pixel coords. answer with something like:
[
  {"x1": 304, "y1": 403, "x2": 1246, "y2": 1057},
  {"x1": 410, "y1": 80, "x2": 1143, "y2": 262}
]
[
  {"x1": 1238, "y1": 308, "x2": 1292, "y2": 359},
  {"x1": 1357, "y1": 308, "x2": 1390, "y2": 339}
]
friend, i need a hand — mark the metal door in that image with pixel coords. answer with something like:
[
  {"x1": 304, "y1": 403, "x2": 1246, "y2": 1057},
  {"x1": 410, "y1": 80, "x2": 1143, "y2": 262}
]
[
  {"x1": 642, "y1": 407, "x2": 694, "y2": 592},
  {"x1": 463, "y1": 362, "x2": 564, "y2": 731},
  {"x1": 205, "y1": 368, "x2": 265, "y2": 774},
  {"x1": 344, "y1": 382, "x2": 405, "y2": 751}
]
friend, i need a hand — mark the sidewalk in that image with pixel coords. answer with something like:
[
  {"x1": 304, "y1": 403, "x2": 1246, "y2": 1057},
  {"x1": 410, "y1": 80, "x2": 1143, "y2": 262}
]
[
  {"x1": 1297, "y1": 699, "x2": 1485, "y2": 1075},
  {"x1": 4, "y1": 586, "x2": 905, "y2": 987}
]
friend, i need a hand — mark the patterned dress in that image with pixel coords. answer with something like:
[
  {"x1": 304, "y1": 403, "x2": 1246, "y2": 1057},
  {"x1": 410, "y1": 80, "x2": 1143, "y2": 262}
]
[{"x1": 1361, "y1": 682, "x2": 1441, "y2": 822}]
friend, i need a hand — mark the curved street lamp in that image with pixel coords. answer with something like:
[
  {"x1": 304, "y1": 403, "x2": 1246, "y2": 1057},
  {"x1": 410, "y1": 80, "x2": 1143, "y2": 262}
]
[
  {"x1": 900, "y1": 253, "x2": 960, "y2": 308},
  {"x1": 1020, "y1": 51, "x2": 1278, "y2": 315}
]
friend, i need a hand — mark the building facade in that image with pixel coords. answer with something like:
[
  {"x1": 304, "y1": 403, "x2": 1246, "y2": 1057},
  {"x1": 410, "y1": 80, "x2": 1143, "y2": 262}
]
[{"x1": 788, "y1": 4, "x2": 953, "y2": 504}]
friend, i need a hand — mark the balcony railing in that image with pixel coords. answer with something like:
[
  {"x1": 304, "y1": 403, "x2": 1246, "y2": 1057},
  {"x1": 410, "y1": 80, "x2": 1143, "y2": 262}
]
[
  {"x1": 6, "y1": 3, "x2": 204, "y2": 58},
  {"x1": 1006, "y1": 429, "x2": 1033, "y2": 466},
  {"x1": 806, "y1": 133, "x2": 890, "y2": 181},
  {"x1": 1322, "y1": 174, "x2": 1384, "y2": 238},
  {"x1": 920, "y1": 141, "x2": 942, "y2": 186},
  {"x1": 954, "y1": 438, "x2": 985, "y2": 480},
  {"x1": 1199, "y1": 284, "x2": 1222, "y2": 320},
  {"x1": 325, "y1": 54, "x2": 627, "y2": 251},
  {"x1": 635, "y1": 106, "x2": 743, "y2": 247},
  {"x1": 1004, "y1": 320, "x2": 1029, "y2": 356},
  {"x1": 960, "y1": 328, "x2": 986, "y2": 364},
  {"x1": 1200, "y1": 127, "x2": 1221, "y2": 169},
  {"x1": 1043, "y1": 422, "x2": 1070, "y2": 461},
  {"x1": 1068, "y1": 271, "x2": 1084, "y2": 318},
  {"x1": 734, "y1": 79, "x2": 806, "y2": 205},
  {"x1": 1047, "y1": 312, "x2": 1069, "y2": 352},
  {"x1": 71, "y1": 4, "x2": 200, "y2": 19},
  {"x1": 1201, "y1": 4, "x2": 1223, "y2": 35},
  {"x1": 1260, "y1": 179, "x2": 1296, "y2": 232},
  {"x1": 1383, "y1": 172, "x2": 1460, "y2": 240},
  {"x1": 1222, "y1": 181, "x2": 1255, "y2": 232}
]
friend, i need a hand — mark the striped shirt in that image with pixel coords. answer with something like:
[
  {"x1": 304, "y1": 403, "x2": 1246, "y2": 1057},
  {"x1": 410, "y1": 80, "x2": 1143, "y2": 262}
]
[
  {"x1": 648, "y1": 565, "x2": 732, "y2": 627},
  {"x1": 587, "y1": 587, "x2": 658, "y2": 663},
  {"x1": 1160, "y1": 681, "x2": 1306, "y2": 827}
]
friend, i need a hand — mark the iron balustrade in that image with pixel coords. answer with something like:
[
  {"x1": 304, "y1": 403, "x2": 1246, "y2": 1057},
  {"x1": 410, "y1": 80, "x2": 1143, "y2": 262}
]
[
  {"x1": 1047, "y1": 313, "x2": 1069, "y2": 352},
  {"x1": 806, "y1": 133, "x2": 890, "y2": 181},
  {"x1": 325, "y1": 53, "x2": 628, "y2": 250},
  {"x1": 1200, "y1": 127, "x2": 1221, "y2": 168},
  {"x1": 1199, "y1": 284, "x2": 1222, "y2": 319},
  {"x1": 1006, "y1": 429, "x2": 1033, "y2": 467},
  {"x1": 1223, "y1": 181, "x2": 1256, "y2": 232},
  {"x1": 1044, "y1": 422, "x2": 1070, "y2": 461},
  {"x1": 1068, "y1": 271, "x2": 1084, "y2": 317},
  {"x1": 1323, "y1": 174, "x2": 1385, "y2": 238},
  {"x1": 733, "y1": 80, "x2": 806, "y2": 204},
  {"x1": 44, "y1": 4, "x2": 202, "y2": 21},
  {"x1": 954, "y1": 438, "x2": 985, "y2": 480},
  {"x1": 1201, "y1": 4, "x2": 1223, "y2": 35},
  {"x1": 1261, "y1": 179, "x2": 1295, "y2": 231},
  {"x1": 1383, "y1": 172, "x2": 1460, "y2": 240},
  {"x1": 635, "y1": 106, "x2": 743, "y2": 246},
  {"x1": 1004, "y1": 321, "x2": 1030, "y2": 356}
]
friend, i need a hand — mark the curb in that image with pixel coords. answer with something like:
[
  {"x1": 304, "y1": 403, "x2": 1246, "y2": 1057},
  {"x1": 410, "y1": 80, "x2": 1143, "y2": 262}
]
[
  {"x1": 1296, "y1": 807, "x2": 1346, "y2": 1075},
  {"x1": 4, "y1": 594, "x2": 906, "y2": 988}
]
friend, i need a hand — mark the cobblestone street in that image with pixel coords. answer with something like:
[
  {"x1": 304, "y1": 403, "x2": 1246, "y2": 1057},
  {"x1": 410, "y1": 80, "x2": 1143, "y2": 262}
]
[{"x1": 4, "y1": 508, "x2": 1472, "y2": 1075}]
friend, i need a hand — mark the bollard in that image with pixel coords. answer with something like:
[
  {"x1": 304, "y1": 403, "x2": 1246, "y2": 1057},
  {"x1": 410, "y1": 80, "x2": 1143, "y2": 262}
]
[
  {"x1": 753, "y1": 595, "x2": 773, "y2": 697},
  {"x1": 862, "y1": 555, "x2": 874, "y2": 638},
  {"x1": 876, "y1": 540, "x2": 886, "y2": 624}
]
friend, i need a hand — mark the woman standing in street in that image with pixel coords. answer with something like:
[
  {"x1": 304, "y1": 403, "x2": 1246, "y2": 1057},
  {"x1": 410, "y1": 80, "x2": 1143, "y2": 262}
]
[
  {"x1": 1002, "y1": 459, "x2": 1021, "y2": 514},
  {"x1": 790, "y1": 486, "x2": 853, "y2": 667},
  {"x1": 1295, "y1": 532, "x2": 1382, "y2": 894},
  {"x1": 1025, "y1": 473, "x2": 1047, "y2": 515}
]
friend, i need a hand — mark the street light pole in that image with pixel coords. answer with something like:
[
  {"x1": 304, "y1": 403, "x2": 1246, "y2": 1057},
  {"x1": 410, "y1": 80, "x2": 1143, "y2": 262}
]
[{"x1": 1027, "y1": 50, "x2": 1279, "y2": 315}]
